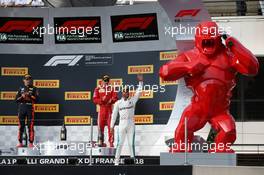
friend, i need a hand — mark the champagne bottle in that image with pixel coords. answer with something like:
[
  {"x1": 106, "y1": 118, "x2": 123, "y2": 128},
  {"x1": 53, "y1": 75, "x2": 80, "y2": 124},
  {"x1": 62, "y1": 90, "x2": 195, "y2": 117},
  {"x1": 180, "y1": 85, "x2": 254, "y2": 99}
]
[{"x1": 60, "y1": 122, "x2": 67, "y2": 141}]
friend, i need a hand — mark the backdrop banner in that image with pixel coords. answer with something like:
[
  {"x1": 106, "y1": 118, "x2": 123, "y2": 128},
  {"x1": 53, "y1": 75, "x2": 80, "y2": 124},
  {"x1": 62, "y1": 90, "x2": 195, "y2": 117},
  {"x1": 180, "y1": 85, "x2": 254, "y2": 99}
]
[
  {"x1": 0, "y1": 51, "x2": 176, "y2": 126},
  {"x1": 0, "y1": 0, "x2": 210, "y2": 156}
]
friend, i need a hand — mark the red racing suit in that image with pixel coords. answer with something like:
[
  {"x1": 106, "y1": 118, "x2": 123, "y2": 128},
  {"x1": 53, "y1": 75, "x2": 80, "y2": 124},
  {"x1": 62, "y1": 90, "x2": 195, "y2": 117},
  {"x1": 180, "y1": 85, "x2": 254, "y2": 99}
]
[{"x1": 93, "y1": 85, "x2": 118, "y2": 146}]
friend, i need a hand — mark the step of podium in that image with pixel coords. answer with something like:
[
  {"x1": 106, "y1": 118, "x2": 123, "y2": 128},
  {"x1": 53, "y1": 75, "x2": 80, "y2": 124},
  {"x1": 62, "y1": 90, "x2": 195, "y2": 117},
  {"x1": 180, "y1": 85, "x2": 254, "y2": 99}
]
[{"x1": 16, "y1": 141, "x2": 116, "y2": 156}]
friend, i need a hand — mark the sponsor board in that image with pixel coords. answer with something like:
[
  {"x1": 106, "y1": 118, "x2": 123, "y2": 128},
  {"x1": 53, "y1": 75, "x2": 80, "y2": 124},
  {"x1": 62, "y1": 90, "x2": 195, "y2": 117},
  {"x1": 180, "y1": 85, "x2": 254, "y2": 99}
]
[
  {"x1": 54, "y1": 17, "x2": 101, "y2": 44},
  {"x1": 0, "y1": 17, "x2": 43, "y2": 44},
  {"x1": 96, "y1": 78, "x2": 123, "y2": 87},
  {"x1": 96, "y1": 105, "x2": 100, "y2": 112},
  {"x1": 0, "y1": 156, "x2": 160, "y2": 166},
  {"x1": 159, "y1": 101, "x2": 174, "y2": 111},
  {"x1": 160, "y1": 51, "x2": 178, "y2": 61},
  {"x1": 134, "y1": 114, "x2": 153, "y2": 124},
  {"x1": 128, "y1": 65, "x2": 154, "y2": 74},
  {"x1": 111, "y1": 13, "x2": 159, "y2": 42},
  {"x1": 1, "y1": 51, "x2": 168, "y2": 126},
  {"x1": 64, "y1": 116, "x2": 91, "y2": 125},
  {"x1": 33, "y1": 80, "x2": 60, "y2": 88},
  {"x1": 65, "y1": 91, "x2": 91, "y2": 100},
  {"x1": 0, "y1": 116, "x2": 18, "y2": 125},
  {"x1": 0, "y1": 91, "x2": 16, "y2": 100},
  {"x1": 159, "y1": 77, "x2": 178, "y2": 86},
  {"x1": 129, "y1": 90, "x2": 153, "y2": 99},
  {"x1": 34, "y1": 104, "x2": 59, "y2": 112},
  {"x1": 1, "y1": 67, "x2": 28, "y2": 76}
]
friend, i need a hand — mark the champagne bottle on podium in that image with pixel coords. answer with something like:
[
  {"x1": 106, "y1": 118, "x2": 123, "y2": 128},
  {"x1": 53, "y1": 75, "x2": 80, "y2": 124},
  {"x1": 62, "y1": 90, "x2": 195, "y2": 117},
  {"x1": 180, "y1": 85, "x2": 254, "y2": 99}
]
[{"x1": 60, "y1": 121, "x2": 67, "y2": 141}]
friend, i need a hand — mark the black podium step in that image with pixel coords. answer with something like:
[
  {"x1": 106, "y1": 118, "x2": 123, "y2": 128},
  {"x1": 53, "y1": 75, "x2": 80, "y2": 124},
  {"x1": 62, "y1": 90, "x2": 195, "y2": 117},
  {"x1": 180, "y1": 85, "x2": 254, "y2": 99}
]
[
  {"x1": 0, "y1": 165, "x2": 192, "y2": 175},
  {"x1": 237, "y1": 154, "x2": 264, "y2": 166}
]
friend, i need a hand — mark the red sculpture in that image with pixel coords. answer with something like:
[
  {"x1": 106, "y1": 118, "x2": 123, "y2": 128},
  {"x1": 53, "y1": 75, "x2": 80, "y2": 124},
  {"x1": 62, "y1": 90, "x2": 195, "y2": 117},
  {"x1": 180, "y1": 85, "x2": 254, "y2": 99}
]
[{"x1": 159, "y1": 21, "x2": 259, "y2": 152}]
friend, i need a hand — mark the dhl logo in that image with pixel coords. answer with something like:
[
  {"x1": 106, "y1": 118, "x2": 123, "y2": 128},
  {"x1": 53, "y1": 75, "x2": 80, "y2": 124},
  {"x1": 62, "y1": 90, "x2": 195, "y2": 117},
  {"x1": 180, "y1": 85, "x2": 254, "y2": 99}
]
[
  {"x1": 64, "y1": 116, "x2": 91, "y2": 125},
  {"x1": 0, "y1": 116, "x2": 18, "y2": 125},
  {"x1": 128, "y1": 65, "x2": 154, "y2": 74},
  {"x1": 96, "y1": 78, "x2": 123, "y2": 87},
  {"x1": 65, "y1": 91, "x2": 91, "y2": 100},
  {"x1": 159, "y1": 101, "x2": 174, "y2": 111},
  {"x1": 134, "y1": 115, "x2": 153, "y2": 124},
  {"x1": 34, "y1": 104, "x2": 59, "y2": 112},
  {"x1": 160, "y1": 51, "x2": 178, "y2": 61},
  {"x1": 0, "y1": 91, "x2": 16, "y2": 100},
  {"x1": 129, "y1": 90, "x2": 153, "y2": 99},
  {"x1": 1, "y1": 67, "x2": 28, "y2": 76},
  {"x1": 33, "y1": 80, "x2": 60, "y2": 88},
  {"x1": 159, "y1": 77, "x2": 178, "y2": 86}
]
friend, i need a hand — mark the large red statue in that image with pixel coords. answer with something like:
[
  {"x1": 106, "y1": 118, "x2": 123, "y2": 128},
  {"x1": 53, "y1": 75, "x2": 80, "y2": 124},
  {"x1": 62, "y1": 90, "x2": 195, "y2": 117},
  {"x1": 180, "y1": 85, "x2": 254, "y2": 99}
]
[{"x1": 159, "y1": 21, "x2": 259, "y2": 152}]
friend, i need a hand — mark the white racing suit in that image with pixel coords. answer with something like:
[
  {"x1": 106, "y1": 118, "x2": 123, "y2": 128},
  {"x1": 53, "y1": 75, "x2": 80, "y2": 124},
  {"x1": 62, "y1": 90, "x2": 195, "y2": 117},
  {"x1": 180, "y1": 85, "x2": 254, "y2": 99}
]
[{"x1": 110, "y1": 81, "x2": 143, "y2": 165}]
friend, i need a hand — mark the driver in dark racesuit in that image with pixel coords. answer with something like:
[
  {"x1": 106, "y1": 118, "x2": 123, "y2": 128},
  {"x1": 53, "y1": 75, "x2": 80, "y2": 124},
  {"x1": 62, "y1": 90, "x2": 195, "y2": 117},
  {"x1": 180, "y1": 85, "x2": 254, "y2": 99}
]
[{"x1": 15, "y1": 74, "x2": 39, "y2": 148}]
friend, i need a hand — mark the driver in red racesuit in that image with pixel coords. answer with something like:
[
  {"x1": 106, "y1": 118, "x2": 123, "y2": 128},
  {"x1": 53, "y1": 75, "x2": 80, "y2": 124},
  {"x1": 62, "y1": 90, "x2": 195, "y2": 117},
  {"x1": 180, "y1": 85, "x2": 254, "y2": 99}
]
[
  {"x1": 159, "y1": 21, "x2": 259, "y2": 152},
  {"x1": 93, "y1": 75, "x2": 118, "y2": 147}
]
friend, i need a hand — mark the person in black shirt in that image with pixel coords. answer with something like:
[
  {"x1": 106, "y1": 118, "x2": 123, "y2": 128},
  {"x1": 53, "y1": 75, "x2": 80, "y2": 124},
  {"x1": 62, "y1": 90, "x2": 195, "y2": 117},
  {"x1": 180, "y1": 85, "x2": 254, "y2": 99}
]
[{"x1": 15, "y1": 74, "x2": 39, "y2": 148}]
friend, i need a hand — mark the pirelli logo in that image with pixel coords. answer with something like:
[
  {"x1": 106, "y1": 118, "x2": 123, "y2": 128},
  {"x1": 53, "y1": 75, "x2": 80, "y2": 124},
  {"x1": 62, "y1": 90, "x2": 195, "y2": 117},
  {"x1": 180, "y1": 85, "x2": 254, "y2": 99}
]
[
  {"x1": 96, "y1": 78, "x2": 123, "y2": 87},
  {"x1": 64, "y1": 116, "x2": 91, "y2": 125},
  {"x1": 129, "y1": 90, "x2": 153, "y2": 99},
  {"x1": 65, "y1": 91, "x2": 91, "y2": 100},
  {"x1": 1, "y1": 67, "x2": 28, "y2": 76},
  {"x1": 134, "y1": 114, "x2": 153, "y2": 124},
  {"x1": 96, "y1": 105, "x2": 100, "y2": 112},
  {"x1": 128, "y1": 65, "x2": 154, "y2": 74},
  {"x1": 160, "y1": 51, "x2": 178, "y2": 61},
  {"x1": 0, "y1": 116, "x2": 18, "y2": 125},
  {"x1": 159, "y1": 101, "x2": 174, "y2": 111},
  {"x1": 0, "y1": 91, "x2": 16, "y2": 100},
  {"x1": 33, "y1": 80, "x2": 60, "y2": 88},
  {"x1": 34, "y1": 104, "x2": 59, "y2": 112},
  {"x1": 159, "y1": 77, "x2": 178, "y2": 86}
]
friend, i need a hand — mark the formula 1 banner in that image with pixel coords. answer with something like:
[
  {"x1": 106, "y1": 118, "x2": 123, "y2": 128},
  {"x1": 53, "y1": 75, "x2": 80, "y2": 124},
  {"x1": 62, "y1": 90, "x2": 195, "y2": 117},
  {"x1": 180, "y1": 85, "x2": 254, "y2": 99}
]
[
  {"x1": 54, "y1": 17, "x2": 102, "y2": 44},
  {"x1": 0, "y1": 51, "x2": 177, "y2": 126},
  {"x1": 111, "y1": 13, "x2": 159, "y2": 42},
  {"x1": 0, "y1": 17, "x2": 43, "y2": 44}
]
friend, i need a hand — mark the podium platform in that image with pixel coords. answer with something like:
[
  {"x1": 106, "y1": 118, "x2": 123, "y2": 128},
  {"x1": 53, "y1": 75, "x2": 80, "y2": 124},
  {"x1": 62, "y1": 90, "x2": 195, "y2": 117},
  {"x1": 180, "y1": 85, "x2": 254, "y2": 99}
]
[
  {"x1": 0, "y1": 165, "x2": 192, "y2": 175},
  {"x1": 16, "y1": 141, "x2": 115, "y2": 156},
  {"x1": 160, "y1": 153, "x2": 237, "y2": 166},
  {"x1": 17, "y1": 147, "x2": 40, "y2": 156}
]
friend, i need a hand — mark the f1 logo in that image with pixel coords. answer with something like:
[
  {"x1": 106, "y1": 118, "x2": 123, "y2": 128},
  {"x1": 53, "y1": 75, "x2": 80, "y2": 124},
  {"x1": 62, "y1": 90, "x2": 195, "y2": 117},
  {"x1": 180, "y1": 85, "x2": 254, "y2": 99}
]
[
  {"x1": 59, "y1": 20, "x2": 98, "y2": 32},
  {"x1": 0, "y1": 20, "x2": 42, "y2": 33},
  {"x1": 44, "y1": 55, "x2": 83, "y2": 66},
  {"x1": 175, "y1": 9, "x2": 200, "y2": 18},
  {"x1": 114, "y1": 16, "x2": 154, "y2": 31}
]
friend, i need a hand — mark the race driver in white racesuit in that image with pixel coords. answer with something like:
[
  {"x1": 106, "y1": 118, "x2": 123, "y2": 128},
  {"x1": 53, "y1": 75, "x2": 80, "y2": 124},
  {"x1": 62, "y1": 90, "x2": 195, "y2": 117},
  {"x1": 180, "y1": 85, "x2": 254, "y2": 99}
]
[{"x1": 110, "y1": 74, "x2": 143, "y2": 165}]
